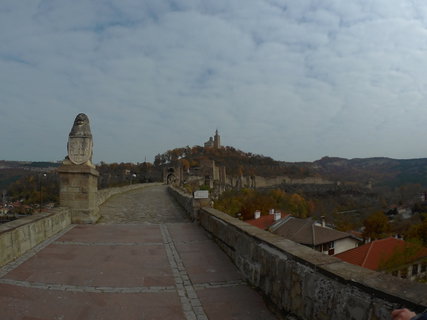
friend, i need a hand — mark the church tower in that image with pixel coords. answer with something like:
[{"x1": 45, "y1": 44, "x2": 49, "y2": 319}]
[{"x1": 214, "y1": 129, "x2": 221, "y2": 149}]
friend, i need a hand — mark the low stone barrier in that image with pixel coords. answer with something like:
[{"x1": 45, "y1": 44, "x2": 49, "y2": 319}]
[
  {"x1": 166, "y1": 187, "x2": 427, "y2": 319},
  {"x1": 96, "y1": 182, "x2": 162, "y2": 207},
  {"x1": 0, "y1": 208, "x2": 71, "y2": 268},
  {"x1": 0, "y1": 183, "x2": 163, "y2": 268},
  {"x1": 199, "y1": 207, "x2": 427, "y2": 320},
  {"x1": 167, "y1": 186, "x2": 209, "y2": 220}
]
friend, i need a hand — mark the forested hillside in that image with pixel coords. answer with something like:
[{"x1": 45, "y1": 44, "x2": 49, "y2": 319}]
[{"x1": 154, "y1": 146, "x2": 313, "y2": 178}]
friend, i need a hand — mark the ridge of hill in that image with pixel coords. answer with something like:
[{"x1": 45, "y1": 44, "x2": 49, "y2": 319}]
[
  {"x1": 313, "y1": 156, "x2": 427, "y2": 188},
  {"x1": 154, "y1": 146, "x2": 313, "y2": 178},
  {"x1": 155, "y1": 147, "x2": 427, "y2": 188},
  {"x1": 0, "y1": 161, "x2": 60, "y2": 190}
]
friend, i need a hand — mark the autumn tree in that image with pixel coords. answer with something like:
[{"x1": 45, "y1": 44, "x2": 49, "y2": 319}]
[
  {"x1": 180, "y1": 159, "x2": 190, "y2": 171},
  {"x1": 362, "y1": 211, "x2": 391, "y2": 240},
  {"x1": 405, "y1": 219, "x2": 427, "y2": 246},
  {"x1": 214, "y1": 188, "x2": 314, "y2": 220}
]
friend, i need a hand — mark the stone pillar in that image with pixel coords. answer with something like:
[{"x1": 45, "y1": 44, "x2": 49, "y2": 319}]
[
  {"x1": 59, "y1": 113, "x2": 99, "y2": 224},
  {"x1": 58, "y1": 164, "x2": 100, "y2": 224}
]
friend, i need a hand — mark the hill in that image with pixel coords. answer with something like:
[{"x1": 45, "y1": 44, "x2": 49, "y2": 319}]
[
  {"x1": 0, "y1": 161, "x2": 60, "y2": 190},
  {"x1": 154, "y1": 146, "x2": 313, "y2": 178},
  {"x1": 154, "y1": 147, "x2": 427, "y2": 189},
  {"x1": 313, "y1": 156, "x2": 427, "y2": 188}
]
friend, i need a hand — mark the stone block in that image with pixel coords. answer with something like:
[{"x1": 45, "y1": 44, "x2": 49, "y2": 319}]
[
  {"x1": 58, "y1": 164, "x2": 99, "y2": 224},
  {"x1": 0, "y1": 209, "x2": 72, "y2": 267}
]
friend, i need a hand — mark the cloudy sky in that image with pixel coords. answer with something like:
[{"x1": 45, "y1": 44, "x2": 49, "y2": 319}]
[{"x1": 1, "y1": 0, "x2": 427, "y2": 164}]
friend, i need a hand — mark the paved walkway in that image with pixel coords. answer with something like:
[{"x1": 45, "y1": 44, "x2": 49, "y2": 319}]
[{"x1": 0, "y1": 185, "x2": 278, "y2": 320}]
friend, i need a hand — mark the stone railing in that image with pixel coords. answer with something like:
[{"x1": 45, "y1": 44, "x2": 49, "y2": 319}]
[
  {"x1": 168, "y1": 186, "x2": 427, "y2": 320},
  {"x1": 0, "y1": 182, "x2": 163, "y2": 268},
  {"x1": 167, "y1": 186, "x2": 209, "y2": 221},
  {"x1": 0, "y1": 208, "x2": 71, "y2": 268},
  {"x1": 96, "y1": 182, "x2": 162, "y2": 207}
]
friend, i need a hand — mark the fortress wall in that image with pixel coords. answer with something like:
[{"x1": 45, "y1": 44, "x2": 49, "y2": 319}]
[
  {"x1": 224, "y1": 175, "x2": 335, "y2": 189},
  {"x1": 168, "y1": 186, "x2": 427, "y2": 320},
  {"x1": 0, "y1": 208, "x2": 71, "y2": 268},
  {"x1": 254, "y1": 175, "x2": 335, "y2": 188},
  {"x1": 96, "y1": 182, "x2": 162, "y2": 207}
]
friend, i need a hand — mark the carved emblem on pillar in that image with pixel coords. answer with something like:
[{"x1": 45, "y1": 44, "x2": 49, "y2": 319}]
[
  {"x1": 64, "y1": 113, "x2": 94, "y2": 167},
  {"x1": 58, "y1": 113, "x2": 100, "y2": 224}
]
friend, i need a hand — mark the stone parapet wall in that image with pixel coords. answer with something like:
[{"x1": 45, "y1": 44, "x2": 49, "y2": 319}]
[
  {"x1": 96, "y1": 182, "x2": 162, "y2": 207},
  {"x1": 0, "y1": 183, "x2": 162, "y2": 268},
  {"x1": 167, "y1": 186, "x2": 427, "y2": 319},
  {"x1": 198, "y1": 207, "x2": 427, "y2": 320},
  {"x1": 0, "y1": 208, "x2": 71, "y2": 268},
  {"x1": 167, "y1": 186, "x2": 201, "y2": 220}
]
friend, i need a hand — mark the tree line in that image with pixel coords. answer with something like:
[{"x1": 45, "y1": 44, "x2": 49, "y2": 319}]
[
  {"x1": 214, "y1": 188, "x2": 315, "y2": 220},
  {"x1": 5, "y1": 161, "x2": 162, "y2": 207}
]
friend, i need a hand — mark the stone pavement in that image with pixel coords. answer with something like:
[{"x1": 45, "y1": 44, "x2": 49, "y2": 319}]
[{"x1": 0, "y1": 185, "x2": 278, "y2": 320}]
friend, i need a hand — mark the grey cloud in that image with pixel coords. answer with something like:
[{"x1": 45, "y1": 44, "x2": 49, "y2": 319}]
[{"x1": 1, "y1": 0, "x2": 427, "y2": 162}]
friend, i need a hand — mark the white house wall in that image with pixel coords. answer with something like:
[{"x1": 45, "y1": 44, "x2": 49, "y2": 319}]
[{"x1": 334, "y1": 237, "x2": 359, "y2": 255}]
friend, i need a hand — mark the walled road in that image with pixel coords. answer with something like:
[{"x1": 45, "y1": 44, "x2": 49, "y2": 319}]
[
  {"x1": 97, "y1": 185, "x2": 189, "y2": 224},
  {"x1": 0, "y1": 184, "x2": 278, "y2": 320}
]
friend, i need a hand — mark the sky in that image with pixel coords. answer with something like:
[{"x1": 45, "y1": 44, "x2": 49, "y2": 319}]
[{"x1": 1, "y1": 0, "x2": 427, "y2": 164}]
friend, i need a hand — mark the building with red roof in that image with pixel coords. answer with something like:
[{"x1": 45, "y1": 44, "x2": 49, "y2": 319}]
[
  {"x1": 336, "y1": 237, "x2": 427, "y2": 281},
  {"x1": 246, "y1": 211, "x2": 289, "y2": 230}
]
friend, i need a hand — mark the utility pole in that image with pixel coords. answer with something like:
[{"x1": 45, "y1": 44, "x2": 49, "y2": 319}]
[
  {"x1": 2, "y1": 190, "x2": 5, "y2": 215},
  {"x1": 39, "y1": 173, "x2": 46, "y2": 213}
]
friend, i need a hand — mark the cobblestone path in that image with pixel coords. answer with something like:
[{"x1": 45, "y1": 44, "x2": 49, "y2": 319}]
[
  {"x1": 0, "y1": 184, "x2": 278, "y2": 320},
  {"x1": 98, "y1": 185, "x2": 189, "y2": 224}
]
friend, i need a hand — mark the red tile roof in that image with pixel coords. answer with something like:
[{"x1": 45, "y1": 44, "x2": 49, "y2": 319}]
[
  {"x1": 246, "y1": 214, "x2": 289, "y2": 230},
  {"x1": 335, "y1": 237, "x2": 427, "y2": 271}
]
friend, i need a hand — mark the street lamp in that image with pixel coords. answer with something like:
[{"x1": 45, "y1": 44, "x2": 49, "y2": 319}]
[
  {"x1": 130, "y1": 173, "x2": 137, "y2": 185},
  {"x1": 39, "y1": 173, "x2": 46, "y2": 213}
]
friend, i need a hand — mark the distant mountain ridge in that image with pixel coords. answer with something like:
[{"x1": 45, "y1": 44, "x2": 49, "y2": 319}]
[
  {"x1": 312, "y1": 156, "x2": 427, "y2": 188},
  {"x1": 0, "y1": 160, "x2": 60, "y2": 169},
  {"x1": 2, "y1": 154, "x2": 427, "y2": 191},
  {"x1": 0, "y1": 160, "x2": 60, "y2": 190}
]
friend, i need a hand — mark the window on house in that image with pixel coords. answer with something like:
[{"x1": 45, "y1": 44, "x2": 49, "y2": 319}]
[
  {"x1": 326, "y1": 242, "x2": 335, "y2": 255},
  {"x1": 400, "y1": 268, "x2": 408, "y2": 279},
  {"x1": 318, "y1": 242, "x2": 335, "y2": 255},
  {"x1": 412, "y1": 264, "x2": 418, "y2": 276},
  {"x1": 421, "y1": 262, "x2": 427, "y2": 273}
]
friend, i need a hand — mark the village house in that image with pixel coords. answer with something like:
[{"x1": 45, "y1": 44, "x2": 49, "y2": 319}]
[
  {"x1": 246, "y1": 209, "x2": 289, "y2": 230},
  {"x1": 335, "y1": 237, "x2": 427, "y2": 281},
  {"x1": 269, "y1": 216, "x2": 360, "y2": 255}
]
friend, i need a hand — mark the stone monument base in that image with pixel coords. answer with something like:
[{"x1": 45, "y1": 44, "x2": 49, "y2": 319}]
[{"x1": 58, "y1": 164, "x2": 100, "y2": 224}]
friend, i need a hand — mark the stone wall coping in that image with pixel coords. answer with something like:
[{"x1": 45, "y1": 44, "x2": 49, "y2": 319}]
[
  {"x1": 0, "y1": 207, "x2": 69, "y2": 236},
  {"x1": 57, "y1": 164, "x2": 99, "y2": 176},
  {"x1": 201, "y1": 206, "x2": 427, "y2": 308}
]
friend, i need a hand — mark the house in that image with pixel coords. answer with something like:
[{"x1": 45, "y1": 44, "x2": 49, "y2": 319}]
[
  {"x1": 246, "y1": 210, "x2": 289, "y2": 230},
  {"x1": 269, "y1": 216, "x2": 360, "y2": 255},
  {"x1": 335, "y1": 237, "x2": 427, "y2": 281}
]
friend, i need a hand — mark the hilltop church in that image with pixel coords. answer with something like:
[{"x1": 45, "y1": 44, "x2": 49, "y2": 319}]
[{"x1": 204, "y1": 130, "x2": 221, "y2": 149}]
